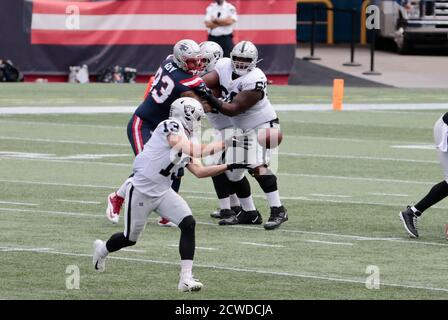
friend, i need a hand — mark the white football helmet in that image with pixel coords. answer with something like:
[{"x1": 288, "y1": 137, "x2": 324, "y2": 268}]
[
  {"x1": 172, "y1": 39, "x2": 202, "y2": 75},
  {"x1": 230, "y1": 41, "x2": 258, "y2": 76},
  {"x1": 169, "y1": 97, "x2": 204, "y2": 133},
  {"x1": 199, "y1": 41, "x2": 223, "y2": 75}
]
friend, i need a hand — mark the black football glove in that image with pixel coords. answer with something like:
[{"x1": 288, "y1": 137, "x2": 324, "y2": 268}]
[
  {"x1": 194, "y1": 83, "x2": 223, "y2": 112},
  {"x1": 227, "y1": 163, "x2": 251, "y2": 171}
]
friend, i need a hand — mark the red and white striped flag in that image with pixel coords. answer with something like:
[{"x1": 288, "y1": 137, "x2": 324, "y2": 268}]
[{"x1": 31, "y1": 0, "x2": 296, "y2": 45}]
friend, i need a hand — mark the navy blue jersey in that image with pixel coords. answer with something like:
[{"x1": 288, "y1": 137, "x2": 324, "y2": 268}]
[{"x1": 134, "y1": 57, "x2": 204, "y2": 130}]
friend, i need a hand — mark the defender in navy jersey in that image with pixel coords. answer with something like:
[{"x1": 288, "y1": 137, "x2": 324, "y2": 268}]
[{"x1": 106, "y1": 39, "x2": 205, "y2": 225}]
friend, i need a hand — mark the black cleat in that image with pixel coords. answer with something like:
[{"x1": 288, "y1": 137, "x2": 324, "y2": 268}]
[
  {"x1": 219, "y1": 210, "x2": 262, "y2": 225},
  {"x1": 399, "y1": 206, "x2": 420, "y2": 238},
  {"x1": 210, "y1": 208, "x2": 235, "y2": 219},
  {"x1": 264, "y1": 206, "x2": 288, "y2": 230}
]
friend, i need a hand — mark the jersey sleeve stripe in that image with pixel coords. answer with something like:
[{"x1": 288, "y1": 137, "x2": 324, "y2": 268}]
[
  {"x1": 132, "y1": 115, "x2": 144, "y2": 155},
  {"x1": 180, "y1": 76, "x2": 204, "y2": 88}
]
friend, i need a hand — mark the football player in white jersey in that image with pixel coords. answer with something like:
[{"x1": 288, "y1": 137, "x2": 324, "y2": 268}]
[
  {"x1": 197, "y1": 40, "x2": 288, "y2": 230},
  {"x1": 199, "y1": 41, "x2": 242, "y2": 220},
  {"x1": 93, "y1": 97, "x2": 249, "y2": 292}
]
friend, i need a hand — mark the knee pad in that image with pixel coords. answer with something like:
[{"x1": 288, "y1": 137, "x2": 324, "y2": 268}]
[
  {"x1": 225, "y1": 168, "x2": 245, "y2": 182},
  {"x1": 178, "y1": 215, "x2": 196, "y2": 232},
  {"x1": 255, "y1": 174, "x2": 278, "y2": 193}
]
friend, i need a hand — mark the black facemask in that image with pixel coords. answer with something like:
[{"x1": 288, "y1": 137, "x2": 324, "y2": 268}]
[{"x1": 216, "y1": 0, "x2": 224, "y2": 5}]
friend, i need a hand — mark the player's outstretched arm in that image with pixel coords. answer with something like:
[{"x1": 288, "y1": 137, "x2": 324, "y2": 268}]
[
  {"x1": 167, "y1": 134, "x2": 250, "y2": 158},
  {"x1": 167, "y1": 133, "x2": 224, "y2": 158},
  {"x1": 187, "y1": 158, "x2": 251, "y2": 179},
  {"x1": 195, "y1": 83, "x2": 262, "y2": 116}
]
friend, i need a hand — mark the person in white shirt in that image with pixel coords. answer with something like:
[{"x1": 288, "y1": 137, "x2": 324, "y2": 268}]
[
  {"x1": 204, "y1": 0, "x2": 237, "y2": 57},
  {"x1": 92, "y1": 97, "x2": 250, "y2": 292}
]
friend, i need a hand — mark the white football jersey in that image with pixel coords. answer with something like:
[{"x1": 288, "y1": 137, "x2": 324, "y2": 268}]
[
  {"x1": 206, "y1": 112, "x2": 233, "y2": 130},
  {"x1": 132, "y1": 119, "x2": 191, "y2": 197},
  {"x1": 214, "y1": 58, "x2": 277, "y2": 131}
]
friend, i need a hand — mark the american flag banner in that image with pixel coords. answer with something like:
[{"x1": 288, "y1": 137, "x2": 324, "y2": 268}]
[{"x1": 1, "y1": 0, "x2": 296, "y2": 76}]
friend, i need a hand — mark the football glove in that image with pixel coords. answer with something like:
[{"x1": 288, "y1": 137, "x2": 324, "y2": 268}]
[{"x1": 194, "y1": 83, "x2": 223, "y2": 112}]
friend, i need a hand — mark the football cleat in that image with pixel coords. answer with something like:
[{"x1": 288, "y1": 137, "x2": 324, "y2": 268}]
[
  {"x1": 178, "y1": 276, "x2": 203, "y2": 292},
  {"x1": 210, "y1": 208, "x2": 236, "y2": 219},
  {"x1": 399, "y1": 206, "x2": 420, "y2": 238},
  {"x1": 106, "y1": 192, "x2": 124, "y2": 224},
  {"x1": 158, "y1": 217, "x2": 177, "y2": 227},
  {"x1": 264, "y1": 206, "x2": 288, "y2": 230},
  {"x1": 92, "y1": 239, "x2": 107, "y2": 272},
  {"x1": 219, "y1": 209, "x2": 262, "y2": 225}
]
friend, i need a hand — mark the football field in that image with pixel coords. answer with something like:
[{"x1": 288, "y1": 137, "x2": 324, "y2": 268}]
[{"x1": 1, "y1": 84, "x2": 448, "y2": 299}]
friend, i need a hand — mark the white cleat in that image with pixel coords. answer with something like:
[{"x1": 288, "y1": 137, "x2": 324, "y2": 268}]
[
  {"x1": 93, "y1": 239, "x2": 106, "y2": 272},
  {"x1": 178, "y1": 277, "x2": 203, "y2": 292}
]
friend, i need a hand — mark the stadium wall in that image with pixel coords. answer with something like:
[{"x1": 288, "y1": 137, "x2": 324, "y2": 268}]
[{"x1": 0, "y1": 0, "x2": 297, "y2": 83}]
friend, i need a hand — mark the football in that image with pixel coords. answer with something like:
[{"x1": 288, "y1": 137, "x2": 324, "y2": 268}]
[{"x1": 257, "y1": 127, "x2": 283, "y2": 149}]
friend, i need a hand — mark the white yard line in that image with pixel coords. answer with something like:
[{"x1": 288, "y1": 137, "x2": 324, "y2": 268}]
[
  {"x1": 369, "y1": 193, "x2": 409, "y2": 197},
  {"x1": 391, "y1": 145, "x2": 435, "y2": 150},
  {"x1": 56, "y1": 199, "x2": 102, "y2": 205},
  {"x1": 280, "y1": 152, "x2": 438, "y2": 164},
  {"x1": 309, "y1": 194, "x2": 352, "y2": 198},
  {"x1": 0, "y1": 136, "x2": 128, "y2": 147},
  {"x1": 0, "y1": 207, "x2": 102, "y2": 218},
  {"x1": 0, "y1": 200, "x2": 38, "y2": 206},
  {"x1": 239, "y1": 242, "x2": 286, "y2": 248},
  {"x1": 305, "y1": 240, "x2": 354, "y2": 246},
  {"x1": 122, "y1": 248, "x2": 146, "y2": 253},
  {"x1": 277, "y1": 173, "x2": 435, "y2": 186},
  {"x1": 0, "y1": 119, "x2": 123, "y2": 130},
  {"x1": 283, "y1": 134, "x2": 429, "y2": 145},
  {"x1": 168, "y1": 244, "x2": 217, "y2": 251},
  {"x1": 1, "y1": 206, "x2": 448, "y2": 248},
  {"x1": 0, "y1": 246, "x2": 53, "y2": 252},
  {"x1": 0, "y1": 104, "x2": 446, "y2": 115},
  {"x1": 4, "y1": 247, "x2": 448, "y2": 293},
  {"x1": 0, "y1": 156, "x2": 130, "y2": 167}
]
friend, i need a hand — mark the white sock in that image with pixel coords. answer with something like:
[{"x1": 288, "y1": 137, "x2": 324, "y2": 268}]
[
  {"x1": 98, "y1": 241, "x2": 109, "y2": 258},
  {"x1": 218, "y1": 197, "x2": 231, "y2": 210},
  {"x1": 239, "y1": 196, "x2": 256, "y2": 211},
  {"x1": 229, "y1": 193, "x2": 240, "y2": 207},
  {"x1": 411, "y1": 206, "x2": 420, "y2": 213},
  {"x1": 266, "y1": 190, "x2": 282, "y2": 208},
  {"x1": 117, "y1": 178, "x2": 132, "y2": 198},
  {"x1": 180, "y1": 259, "x2": 193, "y2": 279}
]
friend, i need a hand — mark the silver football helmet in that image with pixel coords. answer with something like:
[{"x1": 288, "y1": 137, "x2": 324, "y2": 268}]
[
  {"x1": 230, "y1": 41, "x2": 258, "y2": 76},
  {"x1": 172, "y1": 39, "x2": 202, "y2": 75},
  {"x1": 199, "y1": 41, "x2": 223, "y2": 75},
  {"x1": 169, "y1": 97, "x2": 204, "y2": 133}
]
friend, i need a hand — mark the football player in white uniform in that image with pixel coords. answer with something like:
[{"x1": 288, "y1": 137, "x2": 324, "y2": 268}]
[
  {"x1": 93, "y1": 97, "x2": 249, "y2": 292},
  {"x1": 199, "y1": 41, "x2": 242, "y2": 220},
  {"x1": 197, "y1": 40, "x2": 288, "y2": 230}
]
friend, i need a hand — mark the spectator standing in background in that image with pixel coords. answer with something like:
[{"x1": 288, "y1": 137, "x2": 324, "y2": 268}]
[{"x1": 204, "y1": 0, "x2": 237, "y2": 58}]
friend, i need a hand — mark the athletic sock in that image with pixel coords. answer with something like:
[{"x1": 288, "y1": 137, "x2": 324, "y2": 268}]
[
  {"x1": 239, "y1": 196, "x2": 256, "y2": 211},
  {"x1": 218, "y1": 197, "x2": 231, "y2": 210},
  {"x1": 265, "y1": 190, "x2": 282, "y2": 208},
  {"x1": 180, "y1": 259, "x2": 193, "y2": 279},
  {"x1": 414, "y1": 181, "x2": 448, "y2": 214},
  {"x1": 229, "y1": 193, "x2": 240, "y2": 207}
]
